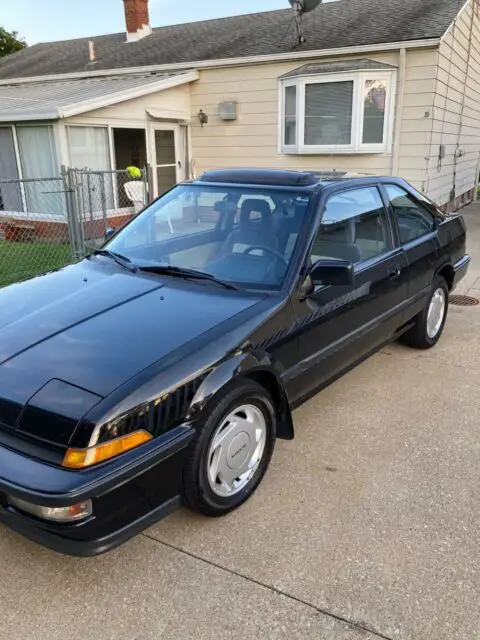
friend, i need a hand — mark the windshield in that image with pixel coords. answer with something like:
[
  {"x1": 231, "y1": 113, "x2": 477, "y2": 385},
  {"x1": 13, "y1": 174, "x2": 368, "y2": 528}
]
[{"x1": 106, "y1": 184, "x2": 311, "y2": 289}]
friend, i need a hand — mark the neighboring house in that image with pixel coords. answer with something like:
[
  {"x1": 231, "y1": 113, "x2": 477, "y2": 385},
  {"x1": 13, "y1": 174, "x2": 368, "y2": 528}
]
[{"x1": 0, "y1": 0, "x2": 479, "y2": 234}]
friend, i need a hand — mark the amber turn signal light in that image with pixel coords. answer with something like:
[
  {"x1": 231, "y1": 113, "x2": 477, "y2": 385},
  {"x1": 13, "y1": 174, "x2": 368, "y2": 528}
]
[{"x1": 63, "y1": 430, "x2": 152, "y2": 469}]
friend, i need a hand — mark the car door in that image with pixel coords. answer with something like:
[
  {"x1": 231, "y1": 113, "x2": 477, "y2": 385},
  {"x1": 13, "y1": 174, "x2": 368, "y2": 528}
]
[
  {"x1": 382, "y1": 184, "x2": 440, "y2": 320},
  {"x1": 289, "y1": 185, "x2": 409, "y2": 402}
]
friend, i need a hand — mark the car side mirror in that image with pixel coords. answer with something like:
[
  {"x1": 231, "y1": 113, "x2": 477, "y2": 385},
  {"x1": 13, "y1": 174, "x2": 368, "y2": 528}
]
[
  {"x1": 105, "y1": 227, "x2": 116, "y2": 239},
  {"x1": 309, "y1": 259, "x2": 354, "y2": 287}
]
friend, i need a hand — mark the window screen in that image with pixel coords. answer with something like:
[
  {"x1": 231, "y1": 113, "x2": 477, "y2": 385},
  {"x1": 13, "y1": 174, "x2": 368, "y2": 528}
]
[{"x1": 304, "y1": 81, "x2": 354, "y2": 146}]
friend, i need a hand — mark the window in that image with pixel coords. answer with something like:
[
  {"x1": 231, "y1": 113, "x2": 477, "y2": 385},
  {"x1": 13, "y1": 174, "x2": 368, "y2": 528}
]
[
  {"x1": 0, "y1": 127, "x2": 22, "y2": 212},
  {"x1": 284, "y1": 85, "x2": 297, "y2": 146},
  {"x1": 311, "y1": 187, "x2": 390, "y2": 265},
  {"x1": 281, "y1": 71, "x2": 395, "y2": 154},
  {"x1": 108, "y1": 184, "x2": 310, "y2": 289},
  {"x1": 16, "y1": 125, "x2": 64, "y2": 216},
  {"x1": 385, "y1": 185, "x2": 436, "y2": 244},
  {"x1": 305, "y1": 81, "x2": 353, "y2": 146},
  {"x1": 67, "y1": 126, "x2": 110, "y2": 171}
]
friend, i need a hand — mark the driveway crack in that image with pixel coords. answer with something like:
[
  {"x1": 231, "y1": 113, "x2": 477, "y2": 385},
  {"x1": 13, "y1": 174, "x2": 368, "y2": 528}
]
[{"x1": 142, "y1": 532, "x2": 393, "y2": 640}]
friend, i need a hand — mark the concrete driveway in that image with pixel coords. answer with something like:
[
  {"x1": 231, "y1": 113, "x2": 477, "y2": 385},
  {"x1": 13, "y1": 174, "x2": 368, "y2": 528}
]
[{"x1": 1, "y1": 207, "x2": 479, "y2": 640}]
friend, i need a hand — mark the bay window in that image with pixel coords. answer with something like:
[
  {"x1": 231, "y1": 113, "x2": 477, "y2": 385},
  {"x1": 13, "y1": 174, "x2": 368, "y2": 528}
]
[{"x1": 280, "y1": 62, "x2": 396, "y2": 154}]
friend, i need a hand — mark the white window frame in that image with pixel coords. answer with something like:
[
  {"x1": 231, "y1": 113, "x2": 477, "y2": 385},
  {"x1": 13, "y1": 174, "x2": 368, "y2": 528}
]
[{"x1": 279, "y1": 70, "x2": 397, "y2": 155}]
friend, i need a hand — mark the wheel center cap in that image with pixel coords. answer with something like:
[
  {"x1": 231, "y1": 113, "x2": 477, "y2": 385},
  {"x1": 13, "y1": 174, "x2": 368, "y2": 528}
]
[{"x1": 227, "y1": 432, "x2": 251, "y2": 470}]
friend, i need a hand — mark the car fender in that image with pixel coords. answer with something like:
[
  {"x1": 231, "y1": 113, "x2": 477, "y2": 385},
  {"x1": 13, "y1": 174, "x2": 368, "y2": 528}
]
[{"x1": 188, "y1": 352, "x2": 294, "y2": 440}]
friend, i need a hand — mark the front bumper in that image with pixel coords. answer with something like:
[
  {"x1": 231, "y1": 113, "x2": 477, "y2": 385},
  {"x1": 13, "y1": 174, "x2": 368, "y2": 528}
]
[
  {"x1": 0, "y1": 425, "x2": 194, "y2": 556},
  {"x1": 452, "y1": 255, "x2": 471, "y2": 289}
]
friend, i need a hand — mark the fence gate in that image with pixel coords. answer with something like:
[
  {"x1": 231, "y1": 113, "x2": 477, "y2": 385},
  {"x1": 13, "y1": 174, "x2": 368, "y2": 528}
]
[
  {"x1": 66, "y1": 167, "x2": 149, "y2": 256},
  {"x1": 0, "y1": 167, "x2": 149, "y2": 287}
]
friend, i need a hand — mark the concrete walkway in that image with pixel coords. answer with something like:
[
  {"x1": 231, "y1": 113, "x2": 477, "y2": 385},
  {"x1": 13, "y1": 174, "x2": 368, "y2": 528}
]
[{"x1": 0, "y1": 205, "x2": 479, "y2": 640}]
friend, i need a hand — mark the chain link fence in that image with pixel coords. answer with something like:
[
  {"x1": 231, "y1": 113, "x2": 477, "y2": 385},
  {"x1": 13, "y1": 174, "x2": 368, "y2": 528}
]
[{"x1": 0, "y1": 167, "x2": 149, "y2": 288}]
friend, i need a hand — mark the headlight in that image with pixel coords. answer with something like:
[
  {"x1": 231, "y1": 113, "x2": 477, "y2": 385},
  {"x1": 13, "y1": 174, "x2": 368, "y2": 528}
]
[{"x1": 9, "y1": 497, "x2": 92, "y2": 523}]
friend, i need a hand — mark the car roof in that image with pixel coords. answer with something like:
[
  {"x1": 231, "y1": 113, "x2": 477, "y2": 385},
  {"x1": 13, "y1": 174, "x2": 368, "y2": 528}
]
[{"x1": 193, "y1": 168, "x2": 405, "y2": 193}]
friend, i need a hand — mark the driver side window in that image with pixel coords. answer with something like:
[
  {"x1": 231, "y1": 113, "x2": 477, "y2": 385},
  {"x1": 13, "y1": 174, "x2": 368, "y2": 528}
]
[{"x1": 311, "y1": 187, "x2": 390, "y2": 265}]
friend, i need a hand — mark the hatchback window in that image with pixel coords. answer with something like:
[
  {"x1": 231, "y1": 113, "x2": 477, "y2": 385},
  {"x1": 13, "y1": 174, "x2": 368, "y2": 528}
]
[
  {"x1": 312, "y1": 186, "x2": 390, "y2": 265},
  {"x1": 385, "y1": 185, "x2": 436, "y2": 243},
  {"x1": 107, "y1": 184, "x2": 310, "y2": 289}
]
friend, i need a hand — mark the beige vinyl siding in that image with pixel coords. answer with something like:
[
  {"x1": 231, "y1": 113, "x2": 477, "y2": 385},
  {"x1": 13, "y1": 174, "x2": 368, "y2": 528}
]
[
  {"x1": 424, "y1": 0, "x2": 480, "y2": 205},
  {"x1": 397, "y1": 50, "x2": 440, "y2": 188},
  {"x1": 190, "y1": 49, "x2": 438, "y2": 191},
  {"x1": 66, "y1": 84, "x2": 192, "y2": 124}
]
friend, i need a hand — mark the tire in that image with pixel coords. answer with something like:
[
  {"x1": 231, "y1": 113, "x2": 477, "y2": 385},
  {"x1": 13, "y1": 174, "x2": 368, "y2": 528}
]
[
  {"x1": 401, "y1": 275, "x2": 449, "y2": 349},
  {"x1": 182, "y1": 379, "x2": 276, "y2": 517}
]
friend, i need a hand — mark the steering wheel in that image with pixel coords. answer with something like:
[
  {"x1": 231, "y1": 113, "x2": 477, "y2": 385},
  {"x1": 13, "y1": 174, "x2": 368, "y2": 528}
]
[{"x1": 243, "y1": 245, "x2": 288, "y2": 267}]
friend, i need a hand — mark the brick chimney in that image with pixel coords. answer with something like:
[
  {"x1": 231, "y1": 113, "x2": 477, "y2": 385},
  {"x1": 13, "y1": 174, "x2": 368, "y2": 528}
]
[{"x1": 123, "y1": 0, "x2": 152, "y2": 42}]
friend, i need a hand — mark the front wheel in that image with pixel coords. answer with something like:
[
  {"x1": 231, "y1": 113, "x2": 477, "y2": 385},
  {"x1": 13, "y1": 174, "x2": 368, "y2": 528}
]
[
  {"x1": 182, "y1": 380, "x2": 276, "y2": 517},
  {"x1": 401, "y1": 275, "x2": 449, "y2": 349}
]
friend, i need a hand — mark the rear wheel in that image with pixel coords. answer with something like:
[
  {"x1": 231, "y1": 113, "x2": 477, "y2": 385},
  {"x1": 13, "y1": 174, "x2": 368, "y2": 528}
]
[
  {"x1": 401, "y1": 275, "x2": 449, "y2": 349},
  {"x1": 182, "y1": 380, "x2": 276, "y2": 517}
]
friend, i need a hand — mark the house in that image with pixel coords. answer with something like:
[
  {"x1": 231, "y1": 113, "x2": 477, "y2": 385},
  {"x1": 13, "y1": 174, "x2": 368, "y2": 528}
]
[{"x1": 0, "y1": 0, "x2": 479, "y2": 238}]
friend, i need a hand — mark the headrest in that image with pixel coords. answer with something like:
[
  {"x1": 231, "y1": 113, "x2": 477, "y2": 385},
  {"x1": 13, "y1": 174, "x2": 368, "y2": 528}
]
[{"x1": 239, "y1": 199, "x2": 272, "y2": 226}]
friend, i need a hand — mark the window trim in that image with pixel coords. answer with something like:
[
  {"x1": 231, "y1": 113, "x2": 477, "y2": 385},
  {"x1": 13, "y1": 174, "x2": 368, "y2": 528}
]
[{"x1": 279, "y1": 70, "x2": 397, "y2": 155}]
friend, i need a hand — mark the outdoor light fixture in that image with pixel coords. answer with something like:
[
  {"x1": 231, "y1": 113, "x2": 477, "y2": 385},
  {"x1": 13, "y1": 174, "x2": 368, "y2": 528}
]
[{"x1": 197, "y1": 109, "x2": 209, "y2": 127}]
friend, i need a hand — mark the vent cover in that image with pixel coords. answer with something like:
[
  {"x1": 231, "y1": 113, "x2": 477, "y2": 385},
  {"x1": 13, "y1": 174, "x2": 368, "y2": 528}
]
[{"x1": 218, "y1": 101, "x2": 238, "y2": 121}]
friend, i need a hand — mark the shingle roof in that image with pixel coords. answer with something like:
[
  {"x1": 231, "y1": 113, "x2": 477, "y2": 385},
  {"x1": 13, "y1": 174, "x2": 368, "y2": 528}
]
[
  {"x1": 0, "y1": 72, "x2": 191, "y2": 121},
  {"x1": 0, "y1": 0, "x2": 460, "y2": 81},
  {"x1": 279, "y1": 58, "x2": 398, "y2": 78}
]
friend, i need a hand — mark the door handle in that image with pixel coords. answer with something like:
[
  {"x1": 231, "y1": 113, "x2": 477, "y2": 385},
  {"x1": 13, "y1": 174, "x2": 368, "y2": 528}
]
[{"x1": 388, "y1": 266, "x2": 401, "y2": 280}]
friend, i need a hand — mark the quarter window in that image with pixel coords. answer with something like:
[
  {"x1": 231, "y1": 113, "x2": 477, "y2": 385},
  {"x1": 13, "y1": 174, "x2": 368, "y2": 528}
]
[
  {"x1": 311, "y1": 187, "x2": 390, "y2": 265},
  {"x1": 385, "y1": 185, "x2": 436, "y2": 244}
]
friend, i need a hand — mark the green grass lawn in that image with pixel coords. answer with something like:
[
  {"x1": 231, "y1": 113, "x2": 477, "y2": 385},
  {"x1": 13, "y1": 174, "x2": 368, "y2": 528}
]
[{"x1": 0, "y1": 241, "x2": 73, "y2": 287}]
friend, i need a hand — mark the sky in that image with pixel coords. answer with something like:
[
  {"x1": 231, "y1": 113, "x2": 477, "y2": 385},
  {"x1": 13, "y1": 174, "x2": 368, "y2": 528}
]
[{"x1": 2, "y1": 0, "x2": 292, "y2": 45}]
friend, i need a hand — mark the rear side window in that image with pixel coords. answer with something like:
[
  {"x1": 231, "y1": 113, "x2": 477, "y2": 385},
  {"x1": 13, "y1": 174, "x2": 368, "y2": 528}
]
[
  {"x1": 385, "y1": 185, "x2": 436, "y2": 244},
  {"x1": 312, "y1": 186, "x2": 390, "y2": 265}
]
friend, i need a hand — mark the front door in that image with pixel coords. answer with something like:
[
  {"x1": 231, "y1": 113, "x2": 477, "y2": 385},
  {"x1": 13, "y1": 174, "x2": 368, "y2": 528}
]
[
  {"x1": 290, "y1": 185, "x2": 408, "y2": 403},
  {"x1": 153, "y1": 125, "x2": 179, "y2": 197}
]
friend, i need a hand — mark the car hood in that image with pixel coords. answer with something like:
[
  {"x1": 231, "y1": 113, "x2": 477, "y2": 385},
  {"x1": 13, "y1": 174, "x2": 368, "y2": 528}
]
[{"x1": 0, "y1": 259, "x2": 265, "y2": 411}]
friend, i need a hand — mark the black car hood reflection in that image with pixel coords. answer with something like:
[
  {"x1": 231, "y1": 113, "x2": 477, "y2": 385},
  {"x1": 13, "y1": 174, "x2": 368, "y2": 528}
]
[{"x1": 0, "y1": 259, "x2": 265, "y2": 402}]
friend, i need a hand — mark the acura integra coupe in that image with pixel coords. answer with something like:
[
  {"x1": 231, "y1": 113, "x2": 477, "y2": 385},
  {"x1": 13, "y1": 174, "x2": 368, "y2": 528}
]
[{"x1": 0, "y1": 169, "x2": 470, "y2": 555}]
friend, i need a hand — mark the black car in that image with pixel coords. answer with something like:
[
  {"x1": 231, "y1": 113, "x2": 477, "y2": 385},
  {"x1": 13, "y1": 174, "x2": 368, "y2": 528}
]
[{"x1": 0, "y1": 169, "x2": 470, "y2": 556}]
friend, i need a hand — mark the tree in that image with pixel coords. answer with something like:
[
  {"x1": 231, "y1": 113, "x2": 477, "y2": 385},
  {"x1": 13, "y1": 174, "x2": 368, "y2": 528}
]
[{"x1": 0, "y1": 27, "x2": 26, "y2": 58}]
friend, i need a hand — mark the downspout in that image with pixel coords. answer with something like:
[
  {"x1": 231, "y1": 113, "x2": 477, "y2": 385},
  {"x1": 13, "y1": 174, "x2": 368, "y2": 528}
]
[{"x1": 392, "y1": 47, "x2": 406, "y2": 177}]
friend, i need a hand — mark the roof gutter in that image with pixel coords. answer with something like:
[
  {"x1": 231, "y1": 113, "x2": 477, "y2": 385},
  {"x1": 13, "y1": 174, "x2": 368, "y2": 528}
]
[{"x1": 0, "y1": 38, "x2": 441, "y2": 86}]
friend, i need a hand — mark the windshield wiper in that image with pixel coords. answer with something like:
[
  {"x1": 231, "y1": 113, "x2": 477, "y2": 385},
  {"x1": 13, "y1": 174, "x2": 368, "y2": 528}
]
[
  {"x1": 138, "y1": 265, "x2": 239, "y2": 290},
  {"x1": 90, "y1": 249, "x2": 137, "y2": 273}
]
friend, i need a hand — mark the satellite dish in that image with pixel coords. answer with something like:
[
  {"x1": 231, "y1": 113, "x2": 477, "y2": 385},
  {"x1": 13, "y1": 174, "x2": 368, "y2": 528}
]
[{"x1": 288, "y1": 0, "x2": 322, "y2": 14}]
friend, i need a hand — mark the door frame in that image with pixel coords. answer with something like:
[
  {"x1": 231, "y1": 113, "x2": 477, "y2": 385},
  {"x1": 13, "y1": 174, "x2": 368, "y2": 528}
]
[{"x1": 148, "y1": 122, "x2": 182, "y2": 198}]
